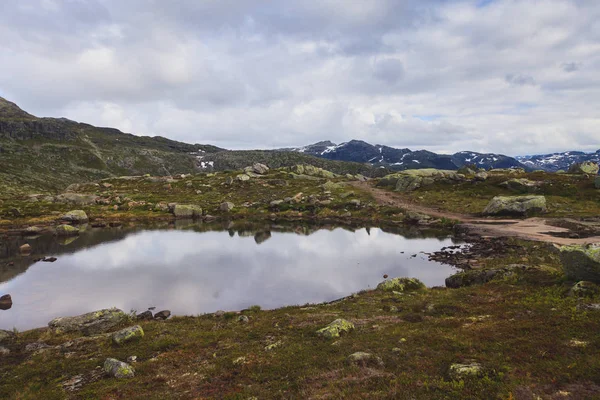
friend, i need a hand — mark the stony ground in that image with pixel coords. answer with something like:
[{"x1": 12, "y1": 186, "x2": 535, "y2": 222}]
[{"x1": 1, "y1": 165, "x2": 600, "y2": 399}]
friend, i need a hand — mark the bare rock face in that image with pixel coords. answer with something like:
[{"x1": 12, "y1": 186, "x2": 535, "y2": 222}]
[{"x1": 48, "y1": 308, "x2": 128, "y2": 335}]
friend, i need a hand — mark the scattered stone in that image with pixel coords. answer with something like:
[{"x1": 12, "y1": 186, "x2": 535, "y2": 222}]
[
  {"x1": 568, "y1": 161, "x2": 599, "y2": 175},
  {"x1": 61, "y1": 210, "x2": 89, "y2": 223},
  {"x1": 559, "y1": 244, "x2": 600, "y2": 283},
  {"x1": 316, "y1": 318, "x2": 355, "y2": 339},
  {"x1": 0, "y1": 329, "x2": 16, "y2": 344},
  {"x1": 19, "y1": 243, "x2": 31, "y2": 254},
  {"x1": 127, "y1": 355, "x2": 137, "y2": 363},
  {"x1": 0, "y1": 294, "x2": 12, "y2": 311},
  {"x1": 482, "y1": 195, "x2": 547, "y2": 216},
  {"x1": 136, "y1": 310, "x2": 153, "y2": 320},
  {"x1": 172, "y1": 204, "x2": 202, "y2": 219},
  {"x1": 347, "y1": 352, "x2": 384, "y2": 367},
  {"x1": 569, "y1": 281, "x2": 600, "y2": 297},
  {"x1": 448, "y1": 361, "x2": 485, "y2": 380},
  {"x1": 49, "y1": 308, "x2": 128, "y2": 335},
  {"x1": 104, "y1": 358, "x2": 135, "y2": 379},
  {"x1": 349, "y1": 199, "x2": 361, "y2": 207},
  {"x1": 154, "y1": 310, "x2": 171, "y2": 320},
  {"x1": 252, "y1": 163, "x2": 269, "y2": 174},
  {"x1": 112, "y1": 325, "x2": 144, "y2": 345},
  {"x1": 270, "y1": 200, "x2": 284, "y2": 206},
  {"x1": 568, "y1": 339, "x2": 588, "y2": 348},
  {"x1": 377, "y1": 277, "x2": 425, "y2": 292},
  {"x1": 233, "y1": 356, "x2": 247, "y2": 365},
  {"x1": 220, "y1": 202, "x2": 235, "y2": 211},
  {"x1": 55, "y1": 224, "x2": 80, "y2": 236},
  {"x1": 238, "y1": 315, "x2": 250, "y2": 323},
  {"x1": 236, "y1": 174, "x2": 250, "y2": 182}
]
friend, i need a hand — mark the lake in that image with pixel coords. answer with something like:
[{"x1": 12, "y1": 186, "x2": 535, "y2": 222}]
[{"x1": 0, "y1": 223, "x2": 460, "y2": 330}]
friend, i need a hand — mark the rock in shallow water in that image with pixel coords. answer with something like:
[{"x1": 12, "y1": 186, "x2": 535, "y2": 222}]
[
  {"x1": 104, "y1": 358, "x2": 135, "y2": 379},
  {"x1": 48, "y1": 308, "x2": 128, "y2": 335}
]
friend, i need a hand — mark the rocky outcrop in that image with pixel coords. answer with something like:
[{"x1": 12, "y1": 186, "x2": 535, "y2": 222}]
[
  {"x1": 316, "y1": 319, "x2": 355, "y2": 339},
  {"x1": 499, "y1": 178, "x2": 543, "y2": 193},
  {"x1": 376, "y1": 277, "x2": 425, "y2": 292},
  {"x1": 482, "y1": 195, "x2": 547, "y2": 216},
  {"x1": 60, "y1": 210, "x2": 89, "y2": 224},
  {"x1": 377, "y1": 169, "x2": 465, "y2": 192},
  {"x1": 568, "y1": 161, "x2": 599, "y2": 175},
  {"x1": 48, "y1": 308, "x2": 128, "y2": 335},
  {"x1": 559, "y1": 245, "x2": 600, "y2": 283}
]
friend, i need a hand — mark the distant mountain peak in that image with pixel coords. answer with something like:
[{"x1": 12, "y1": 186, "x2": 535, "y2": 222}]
[{"x1": 0, "y1": 97, "x2": 36, "y2": 119}]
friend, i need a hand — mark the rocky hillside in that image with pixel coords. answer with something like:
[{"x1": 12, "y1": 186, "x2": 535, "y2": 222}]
[
  {"x1": 517, "y1": 150, "x2": 600, "y2": 172},
  {"x1": 0, "y1": 98, "x2": 380, "y2": 194},
  {"x1": 285, "y1": 140, "x2": 527, "y2": 171}
]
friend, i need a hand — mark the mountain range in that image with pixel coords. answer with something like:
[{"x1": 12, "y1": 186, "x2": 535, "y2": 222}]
[{"x1": 1, "y1": 96, "x2": 598, "y2": 193}]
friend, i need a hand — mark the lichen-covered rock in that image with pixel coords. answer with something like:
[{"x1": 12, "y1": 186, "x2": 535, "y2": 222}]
[
  {"x1": 569, "y1": 281, "x2": 600, "y2": 297},
  {"x1": 104, "y1": 358, "x2": 135, "y2": 379},
  {"x1": 60, "y1": 210, "x2": 89, "y2": 223},
  {"x1": 482, "y1": 195, "x2": 547, "y2": 216},
  {"x1": 559, "y1": 245, "x2": 600, "y2": 283},
  {"x1": 377, "y1": 277, "x2": 425, "y2": 292},
  {"x1": 316, "y1": 318, "x2": 355, "y2": 339},
  {"x1": 220, "y1": 202, "x2": 235, "y2": 211},
  {"x1": 499, "y1": 178, "x2": 543, "y2": 193},
  {"x1": 321, "y1": 181, "x2": 344, "y2": 191},
  {"x1": 54, "y1": 224, "x2": 80, "y2": 236},
  {"x1": 49, "y1": 308, "x2": 128, "y2": 335},
  {"x1": 0, "y1": 329, "x2": 16, "y2": 344},
  {"x1": 172, "y1": 204, "x2": 202, "y2": 219},
  {"x1": 445, "y1": 266, "x2": 526, "y2": 288},
  {"x1": 154, "y1": 310, "x2": 171, "y2": 320},
  {"x1": 448, "y1": 362, "x2": 484, "y2": 380},
  {"x1": 347, "y1": 352, "x2": 384, "y2": 367},
  {"x1": 112, "y1": 325, "x2": 144, "y2": 345},
  {"x1": 568, "y1": 161, "x2": 599, "y2": 175},
  {"x1": 377, "y1": 169, "x2": 465, "y2": 192}
]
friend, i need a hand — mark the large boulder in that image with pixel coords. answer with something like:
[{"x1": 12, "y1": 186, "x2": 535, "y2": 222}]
[
  {"x1": 482, "y1": 195, "x2": 547, "y2": 216},
  {"x1": 568, "y1": 161, "x2": 599, "y2": 175},
  {"x1": 559, "y1": 245, "x2": 600, "y2": 283},
  {"x1": 499, "y1": 178, "x2": 542, "y2": 193},
  {"x1": 316, "y1": 319, "x2": 355, "y2": 339},
  {"x1": 377, "y1": 277, "x2": 425, "y2": 292},
  {"x1": 172, "y1": 204, "x2": 202, "y2": 219},
  {"x1": 377, "y1": 169, "x2": 465, "y2": 192},
  {"x1": 60, "y1": 210, "x2": 89, "y2": 224},
  {"x1": 48, "y1": 308, "x2": 128, "y2": 335}
]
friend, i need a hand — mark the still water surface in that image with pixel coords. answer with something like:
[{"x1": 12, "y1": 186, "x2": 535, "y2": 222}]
[{"x1": 0, "y1": 224, "x2": 459, "y2": 329}]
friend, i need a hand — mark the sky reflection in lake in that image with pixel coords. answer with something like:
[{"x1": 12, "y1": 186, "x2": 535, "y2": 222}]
[{"x1": 0, "y1": 227, "x2": 458, "y2": 330}]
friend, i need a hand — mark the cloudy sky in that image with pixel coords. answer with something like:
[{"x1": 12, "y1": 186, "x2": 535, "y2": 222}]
[{"x1": 0, "y1": 0, "x2": 599, "y2": 155}]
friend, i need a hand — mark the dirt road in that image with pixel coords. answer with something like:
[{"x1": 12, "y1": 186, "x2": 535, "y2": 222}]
[{"x1": 351, "y1": 181, "x2": 600, "y2": 245}]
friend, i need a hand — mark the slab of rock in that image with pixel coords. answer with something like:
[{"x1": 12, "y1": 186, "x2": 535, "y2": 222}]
[
  {"x1": 347, "y1": 352, "x2": 384, "y2": 367},
  {"x1": 559, "y1": 245, "x2": 600, "y2": 283},
  {"x1": 49, "y1": 308, "x2": 128, "y2": 335},
  {"x1": 112, "y1": 325, "x2": 144, "y2": 345},
  {"x1": 316, "y1": 318, "x2": 355, "y2": 339},
  {"x1": 236, "y1": 174, "x2": 250, "y2": 182},
  {"x1": 104, "y1": 358, "x2": 135, "y2": 379},
  {"x1": 568, "y1": 161, "x2": 599, "y2": 175},
  {"x1": 55, "y1": 224, "x2": 80, "y2": 236},
  {"x1": 60, "y1": 210, "x2": 89, "y2": 223},
  {"x1": 377, "y1": 169, "x2": 464, "y2": 192},
  {"x1": 377, "y1": 277, "x2": 425, "y2": 292},
  {"x1": 483, "y1": 195, "x2": 546, "y2": 216},
  {"x1": 172, "y1": 204, "x2": 202, "y2": 219}
]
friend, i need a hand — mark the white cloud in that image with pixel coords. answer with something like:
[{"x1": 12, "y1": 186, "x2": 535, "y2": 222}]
[{"x1": 0, "y1": 0, "x2": 599, "y2": 155}]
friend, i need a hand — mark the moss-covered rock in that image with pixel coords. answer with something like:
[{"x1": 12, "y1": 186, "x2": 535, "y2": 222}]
[
  {"x1": 482, "y1": 195, "x2": 547, "y2": 216},
  {"x1": 54, "y1": 224, "x2": 80, "y2": 236},
  {"x1": 316, "y1": 318, "x2": 355, "y2": 339},
  {"x1": 104, "y1": 358, "x2": 135, "y2": 379},
  {"x1": 321, "y1": 181, "x2": 344, "y2": 191},
  {"x1": 49, "y1": 308, "x2": 128, "y2": 335},
  {"x1": 172, "y1": 204, "x2": 202, "y2": 219},
  {"x1": 559, "y1": 245, "x2": 600, "y2": 283},
  {"x1": 376, "y1": 277, "x2": 425, "y2": 292},
  {"x1": 112, "y1": 325, "x2": 144, "y2": 345},
  {"x1": 60, "y1": 210, "x2": 89, "y2": 223}
]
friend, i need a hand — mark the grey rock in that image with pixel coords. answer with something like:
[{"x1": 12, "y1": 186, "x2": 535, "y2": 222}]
[
  {"x1": 55, "y1": 193, "x2": 99, "y2": 206},
  {"x1": 499, "y1": 178, "x2": 543, "y2": 193},
  {"x1": 483, "y1": 195, "x2": 547, "y2": 216},
  {"x1": 448, "y1": 361, "x2": 484, "y2": 380},
  {"x1": 252, "y1": 163, "x2": 269, "y2": 174},
  {"x1": 238, "y1": 315, "x2": 250, "y2": 323},
  {"x1": 136, "y1": 310, "x2": 153, "y2": 320},
  {"x1": 60, "y1": 210, "x2": 89, "y2": 224},
  {"x1": 568, "y1": 161, "x2": 599, "y2": 175},
  {"x1": 104, "y1": 358, "x2": 135, "y2": 379},
  {"x1": 48, "y1": 308, "x2": 128, "y2": 335},
  {"x1": 54, "y1": 224, "x2": 80, "y2": 236},
  {"x1": 316, "y1": 319, "x2": 355, "y2": 339},
  {"x1": 172, "y1": 204, "x2": 202, "y2": 219},
  {"x1": 154, "y1": 310, "x2": 171, "y2": 320}
]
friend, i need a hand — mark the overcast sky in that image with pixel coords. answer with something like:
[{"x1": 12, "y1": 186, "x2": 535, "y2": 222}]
[{"x1": 1, "y1": 0, "x2": 599, "y2": 155}]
